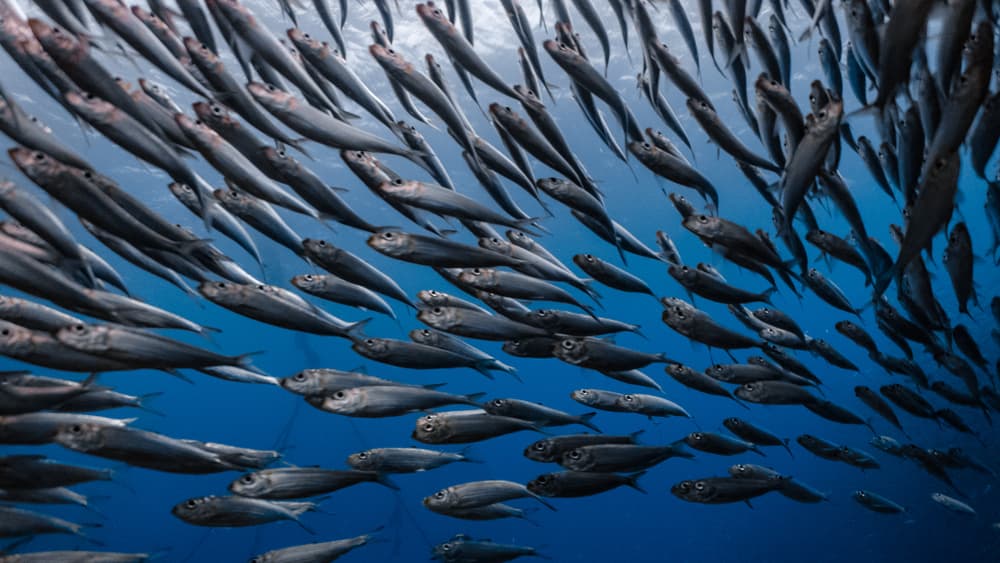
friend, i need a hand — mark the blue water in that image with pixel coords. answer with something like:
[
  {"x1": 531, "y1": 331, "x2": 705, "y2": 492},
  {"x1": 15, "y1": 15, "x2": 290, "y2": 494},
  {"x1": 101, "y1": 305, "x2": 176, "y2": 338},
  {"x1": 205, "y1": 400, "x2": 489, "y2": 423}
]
[{"x1": 1, "y1": 1, "x2": 998, "y2": 561}]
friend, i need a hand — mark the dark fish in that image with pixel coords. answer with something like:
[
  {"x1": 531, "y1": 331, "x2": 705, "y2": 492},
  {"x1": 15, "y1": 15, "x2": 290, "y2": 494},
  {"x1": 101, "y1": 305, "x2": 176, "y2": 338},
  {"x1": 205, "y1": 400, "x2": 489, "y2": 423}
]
[
  {"x1": 171, "y1": 495, "x2": 318, "y2": 530},
  {"x1": 684, "y1": 431, "x2": 765, "y2": 457},
  {"x1": 573, "y1": 254, "x2": 654, "y2": 296},
  {"x1": 669, "y1": 264, "x2": 774, "y2": 305},
  {"x1": 661, "y1": 297, "x2": 761, "y2": 351},
  {"x1": 528, "y1": 470, "x2": 645, "y2": 498},
  {"x1": 943, "y1": 222, "x2": 977, "y2": 316},
  {"x1": 735, "y1": 381, "x2": 818, "y2": 405},
  {"x1": 665, "y1": 363, "x2": 747, "y2": 408},
  {"x1": 561, "y1": 442, "x2": 693, "y2": 473},
  {"x1": 228, "y1": 467, "x2": 395, "y2": 499},
  {"x1": 368, "y1": 230, "x2": 522, "y2": 268},
  {"x1": 671, "y1": 477, "x2": 785, "y2": 505},
  {"x1": 414, "y1": 411, "x2": 541, "y2": 444},
  {"x1": 555, "y1": 338, "x2": 672, "y2": 372},
  {"x1": 723, "y1": 418, "x2": 793, "y2": 456},
  {"x1": 853, "y1": 490, "x2": 906, "y2": 514}
]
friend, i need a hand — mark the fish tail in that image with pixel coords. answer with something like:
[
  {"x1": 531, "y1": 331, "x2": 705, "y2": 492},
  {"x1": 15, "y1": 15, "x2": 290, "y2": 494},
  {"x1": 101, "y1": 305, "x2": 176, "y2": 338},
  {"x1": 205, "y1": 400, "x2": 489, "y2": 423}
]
[
  {"x1": 782, "y1": 439, "x2": 795, "y2": 458},
  {"x1": 627, "y1": 471, "x2": 648, "y2": 493},
  {"x1": 375, "y1": 472, "x2": 401, "y2": 491},
  {"x1": 529, "y1": 490, "x2": 559, "y2": 511},
  {"x1": 578, "y1": 412, "x2": 601, "y2": 433}
]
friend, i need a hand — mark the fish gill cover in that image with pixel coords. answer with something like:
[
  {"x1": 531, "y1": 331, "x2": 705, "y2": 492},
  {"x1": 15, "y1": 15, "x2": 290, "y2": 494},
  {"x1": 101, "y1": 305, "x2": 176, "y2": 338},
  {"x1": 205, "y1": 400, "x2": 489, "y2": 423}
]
[{"x1": 0, "y1": 0, "x2": 997, "y2": 561}]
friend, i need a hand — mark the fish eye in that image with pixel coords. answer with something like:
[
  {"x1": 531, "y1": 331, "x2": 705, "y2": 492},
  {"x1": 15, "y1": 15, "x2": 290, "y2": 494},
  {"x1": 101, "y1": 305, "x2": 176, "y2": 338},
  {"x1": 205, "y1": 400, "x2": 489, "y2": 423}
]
[
  {"x1": 387, "y1": 48, "x2": 395, "y2": 55},
  {"x1": 70, "y1": 424, "x2": 82, "y2": 433},
  {"x1": 255, "y1": 284, "x2": 265, "y2": 291},
  {"x1": 33, "y1": 152, "x2": 45, "y2": 161},
  {"x1": 293, "y1": 373, "x2": 305, "y2": 381},
  {"x1": 533, "y1": 442, "x2": 545, "y2": 451},
  {"x1": 392, "y1": 178, "x2": 404, "y2": 185},
  {"x1": 492, "y1": 399, "x2": 505, "y2": 407},
  {"x1": 736, "y1": 464, "x2": 747, "y2": 472},
  {"x1": 303, "y1": 274, "x2": 313, "y2": 281},
  {"x1": 72, "y1": 324, "x2": 85, "y2": 332},
  {"x1": 432, "y1": 307, "x2": 443, "y2": 315},
  {"x1": 681, "y1": 266, "x2": 688, "y2": 272},
  {"x1": 745, "y1": 384, "x2": 755, "y2": 391},
  {"x1": 185, "y1": 499, "x2": 197, "y2": 508},
  {"x1": 697, "y1": 215, "x2": 708, "y2": 223},
  {"x1": 381, "y1": 231, "x2": 394, "y2": 240},
  {"x1": 240, "y1": 474, "x2": 253, "y2": 483},
  {"x1": 693, "y1": 432, "x2": 703, "y2": 440},
  {"x1": 334, "y1": 391, "x2": 345, "y2": 399},
  {"x1": 578, "y1": 389, "x2": 589, "y2": 395},
  {"x1": 266, "y1": 83, "x2": 276, "y2": 92},
  {"x1": 490, "y1": 237, "x2": 501, "y2": 244},
  {"x1": 212, "y1": 105, "x2": 222, "y2": 115},
  {"x1": 441, "y1": 544, "x2": 452, "y2": 551},
  {"x1": 364, "y1": 339, "x2": 374, "y2": 345},
  {"x1": 584, "y1": 254, "x2": 594, "y2": 262},
  {"x1": 0, "y1": 329, "x2": 7, "y2": 336},
  {"x1": 421, "y1": 329, "x2": 431, "y2": 336},
  {"x1": 434, "y1": 491, "x2": 445, "y2": 499},
  {"x1": 561, "y1": 340, "x2": 575, "y2": 349},
  {"x1": 642, "y1": 142, "x2": 650, "y2": 149},
  {"x1": 694, "y1": 482, "x2": 705, "y2": 491},
  {"x1": 358, "y1": 452, "x2": 368, "y2": 459},
  {"x1": 568, "y1": 450, "x2": 581, "y2": 459}
]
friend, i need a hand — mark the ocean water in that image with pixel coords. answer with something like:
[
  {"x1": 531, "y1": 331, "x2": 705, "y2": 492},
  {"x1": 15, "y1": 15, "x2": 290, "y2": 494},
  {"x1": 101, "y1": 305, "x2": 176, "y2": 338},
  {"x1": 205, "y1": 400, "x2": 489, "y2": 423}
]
[{"x1": 1, "y1": 1, "x2": 998, "y2": 562}]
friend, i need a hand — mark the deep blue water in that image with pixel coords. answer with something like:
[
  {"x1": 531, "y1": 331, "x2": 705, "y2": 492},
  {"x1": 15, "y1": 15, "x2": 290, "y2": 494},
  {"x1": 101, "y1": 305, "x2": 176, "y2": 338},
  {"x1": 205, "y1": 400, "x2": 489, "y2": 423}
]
[{"x1": 1, "y1": 1, "x2": 999, "y2": 561}]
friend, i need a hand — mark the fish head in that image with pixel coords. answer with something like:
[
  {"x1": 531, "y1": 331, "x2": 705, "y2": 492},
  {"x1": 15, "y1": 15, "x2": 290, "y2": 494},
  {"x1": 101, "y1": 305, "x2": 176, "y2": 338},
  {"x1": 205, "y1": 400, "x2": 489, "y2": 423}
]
[
  {"x1": 53, "y1": 422, "x2": 104, "y2": 451},
  {"x1": 286, "y1": 27, "x2": 320, "y2": 51},
  {"x1": 279, "y1": 369, "x2": 326, "y2": 396},
  {"x1": 8, "y1": 147, "x2": 67, "y2": 183},
  {"x1": 423, "y1": 486, "x2": 457, "y2": 510},
  {"x1": 685, "y1": 431, "x2": 707, "y2": 447},
  {"x1": 560, "y1": 447, "x2": 594, "y2": 471},
  {"x1": 670, "y1": 479, "x2": 700, "y2": 500},
  {"x1": 555, "y1": 339, "x2": 588, "y2": 364},
  {"x1": 366, "y1": 230, "x2": 408, "y2": 255},
  {"x1": 417, "y1": 306, "x2": 460, "y2": 330},
  {"x1": 530, "y1": 309, "x2": 563, "y2": 329},
  {"x1": 570, "y1": 388, "x2": 603, "y2": 406},
  {"x1": 346, "y1": 449, "x2": 379, "y2": 471},
  {"x1": 55, "y1": 323, "x2": 110, "y2": 353},
  {"x1": 615, "y1": 394, "x2": 644, "y2": 412},
  {"x1": 572, "y1": 253, "x2": 599, "y2": 271},
  {"x1": 368, "y1": 43, "x2": 409, "y2": 72},
  {"x1": 722, "y1": 417, "x2": 744, "y2": 432},
  {"x1": 457, "y1": 268, "x2": 493, "y2": 288},
  {"x1": 728, "y1": 463, "x2": 763, "y2": 479},
  {"x1": 198, "y1": 280, "x2": 245, "y2": 304},
  {"x1": 484, "y1": 398, "x2": 513, "y2": 417},
  {"x1": 290, "y1": 273, "x2": 326, "y2": 293},
  {"x1": 183, "y1": 36, "x2": 220, "y2": 67},
  {"x1": 171, "y1": 496, "x2": 213, "y2": 522},
  {"x1": 28, "y1": 18, "x2": 78, "y2": 58},
  {"x1": 412, "y1": 416, "x2": 450, "y2": 443},
  {"x1": 506, "y1": 230, "x2": 532, "y2": 248},
  {"x1": 417, "y1": 290, "x2": 450, "y2": 308},
  {"x1": 523, "y1": 438, "x2": 557, "y2": 462},
  {"x1": 228, "y1": 471, "x2": 272, "y2": 496},
  {"x1": 735, "y1": 382, "x2": 764, "y2": 402},
  {"x1": 376, "y1": 178, "x2": 413, "y2": 197},
  {"x1": 686, "y1": 97, "x2": 714, "y2": 117},
  {"x1": 477, "y1": 236, "x2": 510, "y2": 255},
  {"x1": 192, "y1": 100, "x2": 233, "y2": 127},
  {"x1": 246, "y1": 81, "x2": 294, "y2": 110},
  {"x1": 526, "y1": 473, "x2": 558, "y2": 496},
  {"x1": 681, "y1": 213, "x2": 716, "y2": 236},
  {"x1": 666, "y1": 264, "x2": 697, "y2": 284},
  {"x1": 321, "y1": 387, "x2": 366, "y2": 414},
  {"x1": 352, "y1": 337, "x2": 390, "y2": 357},
  {"x1": 0, "y1": 320, "x2": 35, "y2": 356},
  {"x1": 416, "y1": 3, "x2": 450, "y2": 26}
]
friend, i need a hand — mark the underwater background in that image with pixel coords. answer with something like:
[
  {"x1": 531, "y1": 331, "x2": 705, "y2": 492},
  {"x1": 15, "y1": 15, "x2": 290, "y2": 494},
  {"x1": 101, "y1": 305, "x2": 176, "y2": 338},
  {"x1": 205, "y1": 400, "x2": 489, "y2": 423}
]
[{"x1": 0, "y1": 0, "x2": 998, "y2": 561}]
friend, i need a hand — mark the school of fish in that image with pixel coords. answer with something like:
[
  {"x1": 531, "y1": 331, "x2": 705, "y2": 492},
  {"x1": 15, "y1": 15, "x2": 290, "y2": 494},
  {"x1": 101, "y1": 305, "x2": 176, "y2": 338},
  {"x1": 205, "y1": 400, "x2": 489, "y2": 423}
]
[{"x1": 0, "y1": 0, "x2": 998, "y2": 561}]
